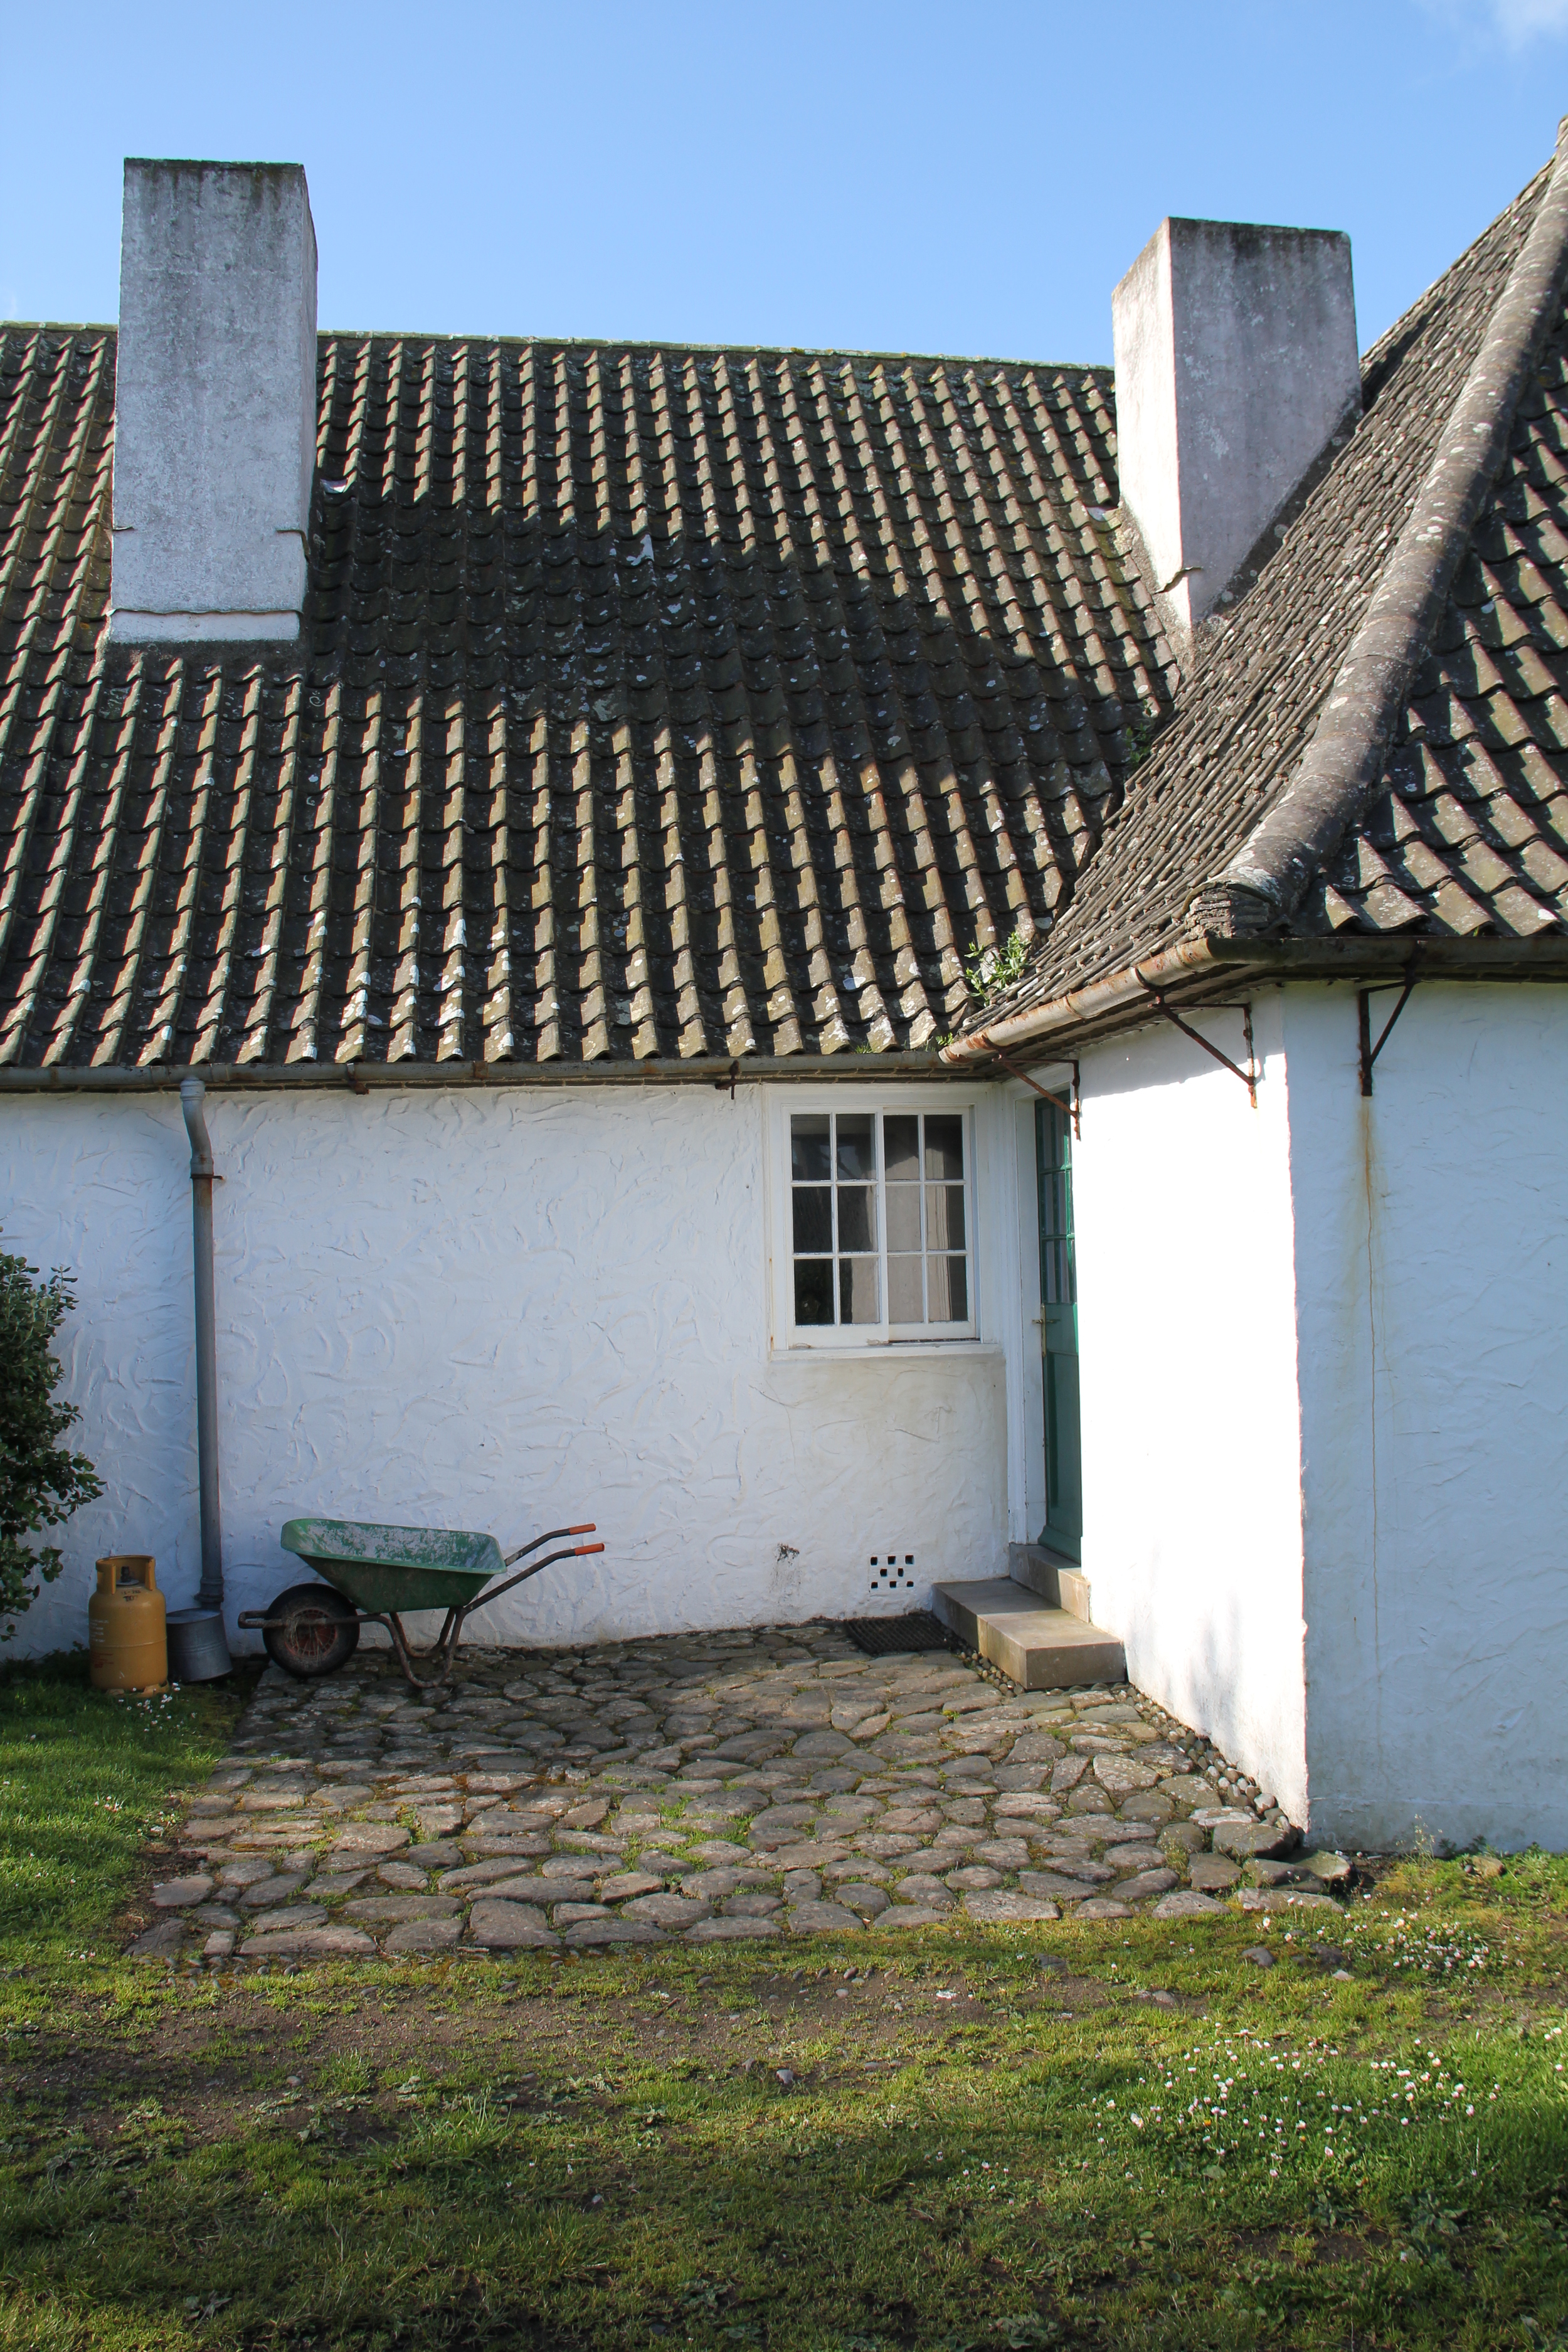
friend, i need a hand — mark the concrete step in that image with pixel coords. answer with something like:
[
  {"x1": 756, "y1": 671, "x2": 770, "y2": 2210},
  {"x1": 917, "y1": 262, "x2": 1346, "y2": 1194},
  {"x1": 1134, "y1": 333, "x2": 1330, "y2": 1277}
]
[
  {"x1": 932, "y1": 1577, "x2": 1126, "y2": 1690},
  {"x1": 1007, "y1": 1541, "x2": 1093, "y2": 1624}
]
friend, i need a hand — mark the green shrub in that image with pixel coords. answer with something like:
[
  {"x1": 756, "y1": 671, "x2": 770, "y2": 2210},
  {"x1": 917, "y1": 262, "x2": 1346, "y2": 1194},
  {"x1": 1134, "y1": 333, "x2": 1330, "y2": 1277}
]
[{"x1": 0, "y1": 1249, "x2": 101, "y2": 1634}]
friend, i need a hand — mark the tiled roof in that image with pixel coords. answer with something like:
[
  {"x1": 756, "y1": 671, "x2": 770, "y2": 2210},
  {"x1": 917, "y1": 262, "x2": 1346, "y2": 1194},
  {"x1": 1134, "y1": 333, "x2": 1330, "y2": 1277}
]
[
  {"x1": 953, "y1": 134, "x2": 1568, "y2": 1051},
  {"x1": 0, "y1": 329, "x2": 1174, "y2": 1074},
  {"x1": 1308, "y1": 327, "x2": 1568, "y2": 941}
]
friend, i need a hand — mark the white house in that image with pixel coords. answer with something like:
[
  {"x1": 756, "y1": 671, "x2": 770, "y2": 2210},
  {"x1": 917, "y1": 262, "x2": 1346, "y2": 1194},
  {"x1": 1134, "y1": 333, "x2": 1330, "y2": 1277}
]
[{"x1": 4, "y1": 136, "x2": 1567, "y2": 1853}]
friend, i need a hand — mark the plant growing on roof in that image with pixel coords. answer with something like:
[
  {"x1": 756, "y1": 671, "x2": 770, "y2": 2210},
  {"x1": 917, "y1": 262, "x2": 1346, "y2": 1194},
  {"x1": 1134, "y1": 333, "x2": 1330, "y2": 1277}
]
[
  {"x1": 0, "y1": 1246, "x2": 102, "y2": 1636},
  {"x1": 1123, "y1": 705, "x2": 1161, "y2": 775},
  {"x1": 964, "y1": 924, "x2": 1032, "y2": 1009}
]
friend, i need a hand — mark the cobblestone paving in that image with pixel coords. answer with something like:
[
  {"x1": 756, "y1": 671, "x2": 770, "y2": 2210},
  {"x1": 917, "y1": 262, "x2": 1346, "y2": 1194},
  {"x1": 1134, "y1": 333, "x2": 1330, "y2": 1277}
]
[{"x1": 135, "y1": 1623, "x2": 1351, "y2": 1963}]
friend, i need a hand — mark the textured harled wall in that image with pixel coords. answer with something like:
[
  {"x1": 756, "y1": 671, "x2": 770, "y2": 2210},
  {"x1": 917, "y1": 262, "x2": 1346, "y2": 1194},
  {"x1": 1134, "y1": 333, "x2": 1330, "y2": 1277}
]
[
  {"x1": 1067, "y1": 1000, "x2": 1311, "y2": 1820},
  {"x1": 2, "y1": 1084, "x2": 1009, "y2": 1658},
  {"x1": 1284, "y1": 984, "x2": 1568, "y2": 1853},
  {"x1": 110, "y1": 159, "x2": 317, "y2": 641}
]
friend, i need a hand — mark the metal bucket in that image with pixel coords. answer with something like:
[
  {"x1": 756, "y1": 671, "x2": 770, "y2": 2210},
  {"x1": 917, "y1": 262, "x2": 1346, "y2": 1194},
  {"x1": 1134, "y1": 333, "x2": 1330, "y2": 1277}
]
[{"x1": 165, "y1": 1608, "x2": 233, "y2": 1682}]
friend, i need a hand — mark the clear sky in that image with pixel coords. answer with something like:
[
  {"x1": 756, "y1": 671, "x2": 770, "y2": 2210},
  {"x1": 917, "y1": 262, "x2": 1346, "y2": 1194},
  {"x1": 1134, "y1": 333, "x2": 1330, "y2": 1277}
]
[{"x1": 3, "y1": 1, "x2": 1567, "y2": 363}]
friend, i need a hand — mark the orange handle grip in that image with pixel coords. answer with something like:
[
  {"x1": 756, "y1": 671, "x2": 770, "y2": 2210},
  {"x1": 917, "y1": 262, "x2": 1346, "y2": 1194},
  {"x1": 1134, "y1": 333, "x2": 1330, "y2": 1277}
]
[
  {"x1": 575, "y1": 1542, "x2": 605, "y2": 1557},
  {"x1": 569, "y1": 1523, "x2": 596, "y2": 1535}
]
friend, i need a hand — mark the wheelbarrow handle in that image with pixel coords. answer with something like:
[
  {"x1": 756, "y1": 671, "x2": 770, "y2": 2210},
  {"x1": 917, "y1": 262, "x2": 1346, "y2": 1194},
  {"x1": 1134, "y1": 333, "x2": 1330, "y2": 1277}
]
[
  {"x1": 462, "y1": 1540, "x2": 604, "y2": 1617},
  {"x1": 502, "y1": 1522, "x2": 597, "y2": 1569}
]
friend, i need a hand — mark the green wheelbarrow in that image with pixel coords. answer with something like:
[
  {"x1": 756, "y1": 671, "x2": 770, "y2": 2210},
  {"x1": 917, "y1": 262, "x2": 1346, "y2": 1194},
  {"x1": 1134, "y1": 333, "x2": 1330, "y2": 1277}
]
[{"x1": 236, "y1": 1518, "x2": 605, "y2": 1689}]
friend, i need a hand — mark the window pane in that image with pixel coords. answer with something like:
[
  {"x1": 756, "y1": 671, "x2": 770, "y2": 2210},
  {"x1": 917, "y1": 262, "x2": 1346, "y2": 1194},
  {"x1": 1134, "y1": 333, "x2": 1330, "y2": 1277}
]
[
  {"x1": 926, "y1": 1182, "x2": 966, "y2": 1251},
  {"x1": 791, "y1": 1115, "x2": 830, "y2": 1182},
  {"x1": 789, "y1": 1106, "x2": 970, "y2": 1338},
  {"x1": 837, "y1": 1184, "x2": 875, "y2": 1252},
  {"x1": 928, "y1": 1254, "x2": 968, "y2": 1323},
  {"x1": 924, "y1": 1113, "x2": 964, "y2": 1180},
  {"x1": 792, "y1": 1187, "x2": 832, "y2": 1253},
  {"x1": 885, "y1": 1183, "x2": 921, "y2": 1253},
  {"x1": 840, "y1": 1256, "x2": 879, "y2": 1324},
  {"x1": 836, "y1": 1114, "x2": 876, "y2": 1181},
  {"x1": 887, "y1": 1254, "x2": 924, "y2": 1323},
  {"x1": 883, "y1": 1114, "x2": 919, "y2": 1180},
  {"x1": 794, "y1": 1259, "x2": 834, "y2": 1325}
]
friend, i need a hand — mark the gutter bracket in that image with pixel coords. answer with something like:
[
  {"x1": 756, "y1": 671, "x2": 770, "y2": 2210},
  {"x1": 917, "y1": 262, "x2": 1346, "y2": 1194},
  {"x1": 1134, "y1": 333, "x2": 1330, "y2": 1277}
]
[
  {"x1": 992, "y1": 1047, "x2": 1081, "y2": 1138},
  {"x1": 1135, "y1": 970, "x2": 1259, "y2": 1106},
  {"x1": 1358, "y1": 975, "x2": 1419, "y2": 1096}
]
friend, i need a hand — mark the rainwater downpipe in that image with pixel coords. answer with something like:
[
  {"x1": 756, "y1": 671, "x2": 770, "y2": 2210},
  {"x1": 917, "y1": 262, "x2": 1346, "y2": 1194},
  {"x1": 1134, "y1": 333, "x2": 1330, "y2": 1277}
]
[{"x1": 179, "y1": 1078, "x2": 223, "y2": 1611}]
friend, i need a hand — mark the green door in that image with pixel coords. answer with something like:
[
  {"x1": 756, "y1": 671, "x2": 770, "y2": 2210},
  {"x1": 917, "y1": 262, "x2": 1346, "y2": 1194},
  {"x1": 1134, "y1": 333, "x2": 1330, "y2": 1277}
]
[{"x1": 1036, "y1": 1100, "x2": 1083, "y2": 1562}]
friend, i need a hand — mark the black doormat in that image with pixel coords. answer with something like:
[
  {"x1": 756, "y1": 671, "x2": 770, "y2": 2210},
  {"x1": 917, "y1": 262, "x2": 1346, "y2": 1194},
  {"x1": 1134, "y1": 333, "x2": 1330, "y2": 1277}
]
[{"x1": 839, "y1": 1610, "x2": 959, "y2": 1658}]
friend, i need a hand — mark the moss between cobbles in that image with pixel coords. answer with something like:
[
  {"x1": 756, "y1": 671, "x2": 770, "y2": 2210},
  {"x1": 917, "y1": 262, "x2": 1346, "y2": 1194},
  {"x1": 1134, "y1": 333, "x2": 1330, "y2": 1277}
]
[{"x1": 0, "y1": 1659, "x2": 1564, "y2": 2349}]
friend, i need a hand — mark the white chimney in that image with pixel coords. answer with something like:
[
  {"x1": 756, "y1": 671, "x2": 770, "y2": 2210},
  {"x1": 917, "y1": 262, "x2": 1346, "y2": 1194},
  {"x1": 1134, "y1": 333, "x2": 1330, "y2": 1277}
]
[
  {"x1": 109, "y1": 160, "x2": 317, "y2": 645},
  {"x1": 1112, "y1": 218, "x2": 1360, "y2": 644}
]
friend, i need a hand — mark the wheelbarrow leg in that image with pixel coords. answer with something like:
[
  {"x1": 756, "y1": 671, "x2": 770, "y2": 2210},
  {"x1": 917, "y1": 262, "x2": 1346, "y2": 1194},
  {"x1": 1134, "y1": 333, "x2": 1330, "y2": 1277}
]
[
  {"x1": 379, "y1": 1606, "x2": 464, "y2": 1691},
  {"x1": 354, "y1": 1535, "x2": 605, "y2": 1691}
]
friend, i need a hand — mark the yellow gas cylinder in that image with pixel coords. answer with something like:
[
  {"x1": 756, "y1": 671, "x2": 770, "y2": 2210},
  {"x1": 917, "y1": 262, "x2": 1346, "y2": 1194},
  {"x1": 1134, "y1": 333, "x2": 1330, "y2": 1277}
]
[{"x1": 88, "y1": 1557, "x2": 167, "y2": 1692}]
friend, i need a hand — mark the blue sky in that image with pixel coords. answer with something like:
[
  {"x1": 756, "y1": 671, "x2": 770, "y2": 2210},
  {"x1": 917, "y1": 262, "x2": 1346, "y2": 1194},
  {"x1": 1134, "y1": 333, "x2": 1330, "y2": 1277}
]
[{"x1": 3, "y1": 1, "x2": 1567, "y2": 361}]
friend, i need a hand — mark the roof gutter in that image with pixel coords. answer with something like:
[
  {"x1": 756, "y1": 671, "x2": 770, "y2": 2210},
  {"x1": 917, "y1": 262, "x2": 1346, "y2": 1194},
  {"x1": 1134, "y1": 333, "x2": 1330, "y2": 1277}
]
[
  {"x1": 940, "y1": 935, "x2": 1225, "y2": 1064},
  {"x1": 0, "y1": 1051, "x2": 956, "y2": 1095},
  {"x1": 940, "y1": 934, "x2": 1568, "y2": 1066}
]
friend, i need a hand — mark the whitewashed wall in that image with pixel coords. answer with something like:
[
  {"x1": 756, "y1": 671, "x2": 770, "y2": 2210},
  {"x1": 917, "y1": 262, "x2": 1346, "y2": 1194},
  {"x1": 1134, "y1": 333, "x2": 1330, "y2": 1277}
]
[
  {"x1": 2, "y1": 1081, "x2": 1010, "y2": 1660},
  {"x1": 1030, "y1": 979, "x2": 1568, "y2": 1851},
  {"x1": 1064, "y1": 999, "x2": 1312, "y2": 1822},
  {"x1": 1283, "y1": 983, "x2": 1568, "y2": 1853}
]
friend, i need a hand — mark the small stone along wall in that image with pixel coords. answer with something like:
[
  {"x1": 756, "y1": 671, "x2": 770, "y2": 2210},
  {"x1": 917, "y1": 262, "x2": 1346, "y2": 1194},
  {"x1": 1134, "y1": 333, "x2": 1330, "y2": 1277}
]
[{"x1": 136, "y1": 1627, "x2": 1350, "y2": 1964}]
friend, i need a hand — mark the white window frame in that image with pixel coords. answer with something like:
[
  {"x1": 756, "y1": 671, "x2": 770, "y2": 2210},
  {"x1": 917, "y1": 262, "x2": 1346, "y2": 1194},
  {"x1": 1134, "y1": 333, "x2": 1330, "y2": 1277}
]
[{"x1": 765, "y1": 1086, "x2": 982, "y2": 1350}]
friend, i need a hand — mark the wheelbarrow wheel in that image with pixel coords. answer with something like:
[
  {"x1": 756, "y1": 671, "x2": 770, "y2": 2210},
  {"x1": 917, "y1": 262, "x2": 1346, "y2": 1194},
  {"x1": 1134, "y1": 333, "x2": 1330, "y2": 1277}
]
[{"x1": 262, "y1": 1583, "x2": 360, "y2": 1680}]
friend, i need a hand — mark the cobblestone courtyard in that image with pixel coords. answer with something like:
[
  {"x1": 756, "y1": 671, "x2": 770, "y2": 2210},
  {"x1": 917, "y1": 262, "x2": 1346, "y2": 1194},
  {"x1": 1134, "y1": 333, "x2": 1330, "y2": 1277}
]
[{"x1": 138, "y1": 1621, "x2": 1350, "y2": 1962}]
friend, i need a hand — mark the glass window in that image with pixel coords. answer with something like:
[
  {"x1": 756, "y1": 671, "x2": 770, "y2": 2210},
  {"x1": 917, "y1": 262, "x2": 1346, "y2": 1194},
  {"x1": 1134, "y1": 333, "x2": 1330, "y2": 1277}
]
[{"x1": 787, "y1": 1107, "x2": 973, "y2": 1339}]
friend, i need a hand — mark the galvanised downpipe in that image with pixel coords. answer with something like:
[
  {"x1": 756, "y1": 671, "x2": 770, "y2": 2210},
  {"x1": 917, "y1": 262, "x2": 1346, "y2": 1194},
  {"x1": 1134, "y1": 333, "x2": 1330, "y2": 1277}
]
[{"x1": 179, "y1": 1077, "x2": 223, "y2": 1611}]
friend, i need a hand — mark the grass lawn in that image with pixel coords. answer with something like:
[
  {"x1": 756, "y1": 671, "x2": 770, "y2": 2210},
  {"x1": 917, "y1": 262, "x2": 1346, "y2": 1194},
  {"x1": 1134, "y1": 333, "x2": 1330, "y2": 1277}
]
[{"x1": 0, "y1": 1660, "x2": 1563, "y2": 2349}]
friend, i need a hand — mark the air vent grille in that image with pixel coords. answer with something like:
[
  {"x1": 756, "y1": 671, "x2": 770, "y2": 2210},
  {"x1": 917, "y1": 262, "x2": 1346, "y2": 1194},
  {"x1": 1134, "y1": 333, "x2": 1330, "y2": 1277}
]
[{"x1": 870, "y1": 1554, "x2": 916, "y2": 1592}]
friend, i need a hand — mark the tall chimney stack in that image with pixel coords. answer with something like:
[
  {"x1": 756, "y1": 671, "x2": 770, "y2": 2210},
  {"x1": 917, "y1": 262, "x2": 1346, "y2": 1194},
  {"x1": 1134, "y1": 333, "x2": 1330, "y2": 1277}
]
[
  {"x1": 1113, "y1": 218, "x2": 1360, "y2": 647},
  {"x1": 109, "y1": 160, "x2": 317, "y2": 645}
]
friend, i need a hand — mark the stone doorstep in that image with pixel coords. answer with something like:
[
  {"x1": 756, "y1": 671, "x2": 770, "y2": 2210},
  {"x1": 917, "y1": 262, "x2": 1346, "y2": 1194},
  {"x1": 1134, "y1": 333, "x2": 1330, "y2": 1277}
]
[
  {"x1": 931, "y1": 1580, "x2": 1126, "y2": 1691},
  {"x1": 1007, "y1": 1542, "x2": 1094, "y2": 1625}
]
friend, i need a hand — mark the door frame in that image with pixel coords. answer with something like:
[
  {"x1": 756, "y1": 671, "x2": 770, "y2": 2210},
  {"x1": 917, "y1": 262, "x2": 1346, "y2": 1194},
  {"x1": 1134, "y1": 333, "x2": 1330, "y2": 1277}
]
[{"x1": 1035, "y1": 1094, "x2": 1083, "y2": 1562}]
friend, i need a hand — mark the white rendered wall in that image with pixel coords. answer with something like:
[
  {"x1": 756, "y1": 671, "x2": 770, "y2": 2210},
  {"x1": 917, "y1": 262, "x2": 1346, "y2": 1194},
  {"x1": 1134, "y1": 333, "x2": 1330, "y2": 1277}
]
[
  {"x1": 2, "y1": 1082, "x2": 1009, "y2": 1660},
  {"x1": 1067, "y1": 999, "x2": 1311, "y2": 1820},
  {"x1": 1283, "y1": 983, "x2": 1568, "y2": 1853}
]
